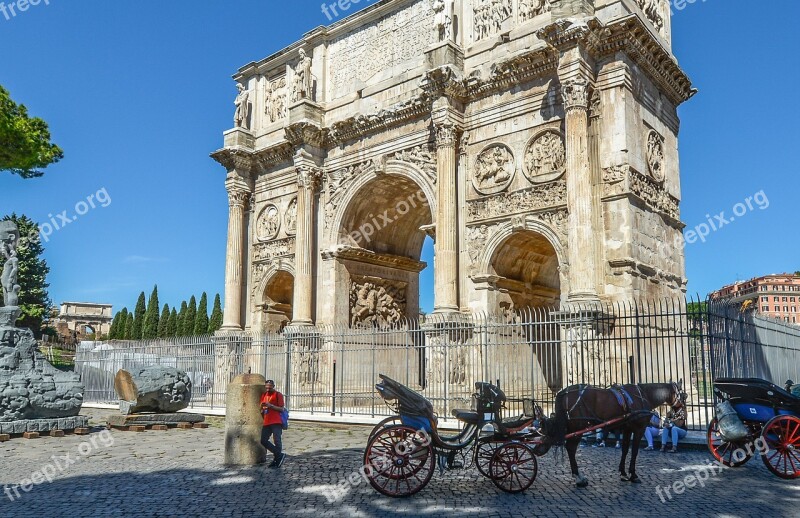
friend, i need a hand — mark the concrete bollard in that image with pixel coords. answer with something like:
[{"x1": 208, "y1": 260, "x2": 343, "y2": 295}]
[{"x1": 224, "y1": 373, "x2": 267, "y2": 466}]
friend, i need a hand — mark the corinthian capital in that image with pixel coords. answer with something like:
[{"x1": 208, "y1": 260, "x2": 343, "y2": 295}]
[
  {"x1": 297, "y1": 166, "x2": 322, "y2": 190},
  {"x1": 227, "y1": 188, "x2": 250, "y2": 209},
  {"x1": 434, "y1": 123, "x2": 457, "y2": 149},
  {"x1": 561, "y1": 77, "x2": 590, "y2": 111}
]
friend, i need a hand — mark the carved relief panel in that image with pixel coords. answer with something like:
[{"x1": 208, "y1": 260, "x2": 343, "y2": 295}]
[
  {"x1": 523, "y1": 130, "x2": 566, "y2": 184},
  {"x1": 284, "y1": 197, "x2": 297, "y2": 235},
  {"x1": 263, "y1": 76, "x2": 288, "y2": 125},
  {"x1": 645, "y1": 129, "x2": 665, "y2": 183},
  {"x1": 349, "y1": 276, "x2": 407, "y2": 328},
  {"x1": 256, "y1": 205, "x2": 281, "y2": 241},
  {"x1": 472, "y1": 144, "x2": 515, "y2": 195}
]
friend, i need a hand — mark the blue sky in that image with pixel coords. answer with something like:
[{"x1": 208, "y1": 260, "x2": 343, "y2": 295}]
[{"x1": 1, "y1": 0, "x2": 798, "y2": 315}]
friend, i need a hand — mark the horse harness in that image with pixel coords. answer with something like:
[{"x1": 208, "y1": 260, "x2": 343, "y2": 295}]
[{"x1": 565, "y1": 384, "x2": 650, "y2": 423}]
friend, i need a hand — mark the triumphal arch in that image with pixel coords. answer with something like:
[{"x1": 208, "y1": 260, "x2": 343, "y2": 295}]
[{"x1": 212, "y1": 0, "x2": 694, "y2": 332}]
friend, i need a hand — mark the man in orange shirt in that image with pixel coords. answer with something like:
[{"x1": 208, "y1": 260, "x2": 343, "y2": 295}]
[{"x1": 260, "y1": 379, "x2": 286, "y2": 467}]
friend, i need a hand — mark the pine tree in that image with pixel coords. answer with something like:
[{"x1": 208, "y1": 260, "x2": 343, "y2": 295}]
[
  {"x1": 142, "y1": 285, "x2": 160, "y2": 339},
  {"x1": 177, "y1": 301, "x2": 188, "y2": 337},
  {"x1": 183, "y1": 296, "x2": 197, "y2": 336},
  {"x1": 124, "y1": 312, "x2": 135, "y2": 340},
  {"x1": 157, "y1": 304, "x2": 170, "y2": 338},
  {"x1": 132, "y1": 291, "x2": 146, "y2": 340},
  {"x1": 208, "y1": 293, "x2": 223, "y2": 333},
  {"x1": 167, "y1": 308, "x2": 178, "y2": 337},
  {"x1": 194, "y1": 292, "x2": 209, "y2": 336}
]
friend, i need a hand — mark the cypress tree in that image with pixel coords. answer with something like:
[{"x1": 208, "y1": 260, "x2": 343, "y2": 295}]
[
  {"x1": 177, "y1": 301, "x2": 188, "y2": 337},
  {"x1": 183, "y1": 296, "x2": 197, "y2": 336},
  {"x1": 157, "y1": 304, "x2": 170, "y2": 338},
  {"x1": 209, "y1": 293, "x2": 223, "y2": 333},
  {"x1": 109, "y1": 312, "x2": 120, "y2": 340},
  {"x1": 143, "y1": 285, "x2": 160, "y2": 339},
  {"x1": 167, "y1": 308, "x2": 178, "y2": 337},
  {"x1": 124, "y1": 312, "x2": 135, "y2": 340},
  {"x1": 115, "y1": 308, "x2": 129, "y2": 340},
  {"x1": 132, "y1": 291, "x2": 146, "y2": 340},
  {"x1": 194, "y1": 292, "x2": 209, "y2": 336}
]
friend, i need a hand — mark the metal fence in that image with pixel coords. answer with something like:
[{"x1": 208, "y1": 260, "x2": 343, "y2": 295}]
[{"x1": 74, "y1": 298, "x2": 800, "y2": 431}]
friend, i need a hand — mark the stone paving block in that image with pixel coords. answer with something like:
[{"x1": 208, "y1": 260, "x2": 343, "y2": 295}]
[
  {"x1": 49, "y1": 429, "x2": 65, "y2": 438},
  {"x1": 177, "y1": 422, "x2": 194, "y2": 429},
  {"x1": 73, "y1": 427, "x2": 90, "y2": 435},
  {"x1": 22, "y1": 431, "x2": 39, "y2": 439},
  {"x1": 193, "y1": 423, "x2": 209, "y2": 429},
  {"x1": 0, "y1": 433, "x2": 9, "y2": 441},
  {"x1": 129, "y1": 425, "x2": 146, "y2": 432},
  {"x1": 151, "y1": 425, "x2": 168, "y2": 431}
]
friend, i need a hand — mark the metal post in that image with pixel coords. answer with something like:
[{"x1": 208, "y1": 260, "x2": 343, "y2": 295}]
[{"x1": 331, "y1": 359, "x2": 337, "y2": 416}]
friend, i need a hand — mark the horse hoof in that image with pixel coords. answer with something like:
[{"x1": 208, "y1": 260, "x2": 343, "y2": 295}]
[
  {"x1": 576, "y1": 479, "x2": 589, "y2": 488},
  {"x1": 629, "y1": 475, "x2": 641, "y2": 484},
  {"x1": 619, "y1": 473, "x2": 630, "y2": 482}
]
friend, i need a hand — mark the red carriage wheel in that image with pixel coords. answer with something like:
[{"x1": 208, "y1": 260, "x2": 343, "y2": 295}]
[
  {"x1": 760, "y1": 415, "x2": 800, "y2": 479},
  {"x1": 475, "y1": 438, "x2": 500, "y2": 478},
  {"x1": 363, "y1": 425, "x2": 435, "y2": 497},
  {"x1": 488, "y1": 442, "x2": 538, "y2": 493},
  {"x1": 707, "y1": 417, "x2": 753, "y2": 468},
  {"x1": 367, "y1": 416, "x2": 402, "y2": 443}
]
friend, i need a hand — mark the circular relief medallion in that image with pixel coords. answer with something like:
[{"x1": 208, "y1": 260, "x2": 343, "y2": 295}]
[
  {"x1": 256, "y1": 204, "x2": 281, "y2": 241},
  {"x1": 646, "y1": 130, "x2": 665, "y2": 182},
  {"x1": 284, "y1": 197, "x2": 297, "y2": 235},
  {"x1": 523, "y1": 130, "x2": 566, "y2": 184},
  {"x1": 472, "y1": 144, "x2": 516, "y2": 195}
]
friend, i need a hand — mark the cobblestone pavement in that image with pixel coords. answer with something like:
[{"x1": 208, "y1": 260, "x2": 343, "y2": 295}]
[{"x1": 1, "y1": 409, "x2": 797, "y2": 517}]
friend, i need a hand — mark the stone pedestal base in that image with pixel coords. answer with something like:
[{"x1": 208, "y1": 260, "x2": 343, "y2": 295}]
[
  {"x1": 107, "y1": 413, "x2": 205, "y2": 428},
  {"x1": 0, "y1": 416, "x2": 90, "y2": 435}
]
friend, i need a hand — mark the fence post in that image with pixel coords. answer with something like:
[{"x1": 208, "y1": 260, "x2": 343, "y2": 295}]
[
  {"x1": 634, "y1": 302, "x2": 642, "y2": 384},
  {"x1": 284, "y1": 333, "x2": 292, "y2": 412},
  {"x1": 331, "y1": 359, "x2": 337, "y2": 416}
]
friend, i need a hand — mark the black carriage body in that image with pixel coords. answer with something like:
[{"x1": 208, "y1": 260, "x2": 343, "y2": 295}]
[{"x1": 713, "y1": 378, "x2": 800, "y2": 423}]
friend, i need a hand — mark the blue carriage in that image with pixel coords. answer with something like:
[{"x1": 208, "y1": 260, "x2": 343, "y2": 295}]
[{"x1": 708, "y1": 377, "x2": 800, "y2": 479}]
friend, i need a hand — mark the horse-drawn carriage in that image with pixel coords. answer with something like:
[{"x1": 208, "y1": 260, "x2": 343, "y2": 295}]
[
  {"x1": 363, "y1": 374, "x2": 544, "y2": 496},
  {"x1": 363, "y1": 374, "x2": 684, "y2": 496},
  {"x1": 708, "y1": 377, "x2": 800, "y2": 479}
]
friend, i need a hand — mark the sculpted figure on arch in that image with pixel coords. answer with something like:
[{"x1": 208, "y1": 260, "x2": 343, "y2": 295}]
[{"x1": 292, "y1": 49, "x2": 314, "y2": 102}]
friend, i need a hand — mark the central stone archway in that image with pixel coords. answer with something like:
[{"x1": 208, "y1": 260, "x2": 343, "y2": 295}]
[{"x1": 323, "y1": 161, "x2": 435, "y2": 327}]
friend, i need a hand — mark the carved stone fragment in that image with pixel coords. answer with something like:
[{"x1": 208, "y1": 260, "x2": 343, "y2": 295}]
[{"x1": 115, "y1": 367, "x2": 192, "y2": 415}]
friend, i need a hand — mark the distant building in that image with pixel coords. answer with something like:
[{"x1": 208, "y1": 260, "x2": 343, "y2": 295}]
[
  {"x1": 52, "y1": 302, "x2": 113, "y2": 344},
  {"x1": 709, "y1": 274, "x2": 800, "y2": 324}
]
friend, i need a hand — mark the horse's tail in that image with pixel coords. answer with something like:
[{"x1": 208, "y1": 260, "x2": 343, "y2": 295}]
[{"x1": 543, "y1": 389, "x2": 569, "y2": 446}]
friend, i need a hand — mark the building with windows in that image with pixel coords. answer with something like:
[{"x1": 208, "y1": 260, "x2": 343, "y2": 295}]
[{"x1": 709, "y1": 274, "x2": 800, "y2": 324}]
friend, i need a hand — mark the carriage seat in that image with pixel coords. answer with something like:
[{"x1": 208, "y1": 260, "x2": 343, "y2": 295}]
[{"x1": 451, "y1": 408, "x2": 481, "y2": 425}]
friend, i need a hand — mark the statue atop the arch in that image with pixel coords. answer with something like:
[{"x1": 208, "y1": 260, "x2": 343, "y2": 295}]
[
  {"x1": 292, "y1": 49, "x2": 314, "y2": 102},
  {"x1": 1, "y1": 221, "x2": 21, "y2": 310},
  {"x1": 433, "y1": 0, "x2": 454, "y2": 42},
  {"x1": 234, "y1": 83, "x2": 250, "y2": 130}
]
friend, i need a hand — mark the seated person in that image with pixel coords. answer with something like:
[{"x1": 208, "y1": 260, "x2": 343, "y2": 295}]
[
  {"x1": 660, "y1": 398, "x2": 688, "y2": 453},
  {"x1": 594, "y1": 428, "x2": 621, "y2": 448},
  {"x1": 644, "y1": 412, "x2": 661, "y2": 451}
]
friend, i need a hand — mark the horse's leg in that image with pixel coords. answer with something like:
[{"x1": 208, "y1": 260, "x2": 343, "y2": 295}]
[
  {"x1": 628, "y1": 426, "x2": 644, "y2": 484},
  {"x1": 619, "y1": 429, "x2": 632, "y2": 481},
  {"x1": 567, "y1": 438, "x2": 588, "y2": 488}
]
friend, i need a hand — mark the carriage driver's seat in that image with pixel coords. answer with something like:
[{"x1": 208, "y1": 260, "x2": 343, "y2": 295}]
[{"x1": 451, "y1": 408, "x2": 482, "y2": 425}]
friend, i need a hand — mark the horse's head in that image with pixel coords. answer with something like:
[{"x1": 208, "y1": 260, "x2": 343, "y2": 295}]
[{"x1": 667, "y1": 381, "x2": 687, "y2": 411}]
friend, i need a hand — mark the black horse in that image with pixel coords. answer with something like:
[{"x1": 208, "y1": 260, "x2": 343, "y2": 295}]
[{"x1": 543, "y1": 382, "x2": 684, "y2": 487}]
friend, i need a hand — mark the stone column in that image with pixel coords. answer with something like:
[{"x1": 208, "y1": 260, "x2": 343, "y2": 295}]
[
  {"x1": 562, "y1": 76, "x2": 600, "y2": 304},
  {"x1": 222, "y1": 185, "x2": 250, "y2": 330},
  {"x1": 434, "y1": 122, "x2": 459, "y2": 313},
  {"x1": 292, "y1": 166, "x2": 321, "y2": 325}
]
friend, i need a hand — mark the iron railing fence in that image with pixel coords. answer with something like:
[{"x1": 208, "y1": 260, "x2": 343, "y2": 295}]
[{"x1": 74, "y1": 297, "x2": 800, "y2": 431}]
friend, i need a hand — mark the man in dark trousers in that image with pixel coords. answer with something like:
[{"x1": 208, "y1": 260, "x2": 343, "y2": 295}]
[{"x1": 260, "y1": 379, "x2": 286, "y2": 467}]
